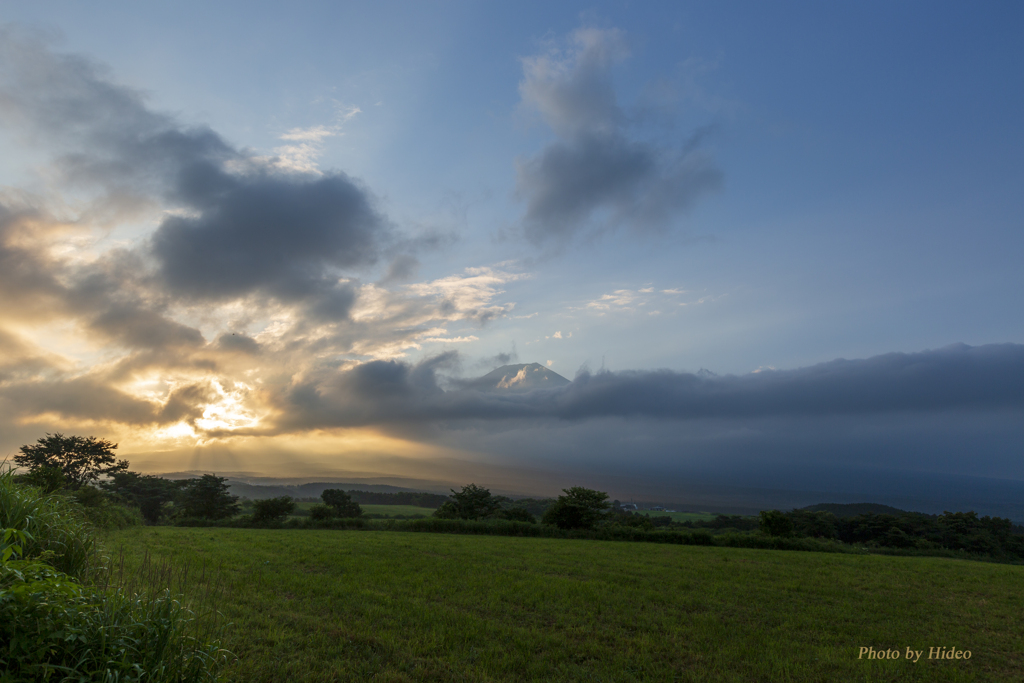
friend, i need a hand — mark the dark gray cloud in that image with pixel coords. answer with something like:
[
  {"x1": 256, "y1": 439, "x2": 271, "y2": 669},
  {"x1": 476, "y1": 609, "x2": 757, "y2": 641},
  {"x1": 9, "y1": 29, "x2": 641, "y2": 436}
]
[
  {"x1": 1, "y1": 375, "x2": 170, "y2": 426},
  {"x1": 257, "y1": 342, "x2": 1024, "y2": 518},
  {"x1": 269, "y1": 343, "x2": 1024, "y2": 429},
  {"x1": 1, "y1": 29, "x2": 389, "y2": 320},
  {"x1": 516, "y1": 27, "x2": 721, "y2": 245},
  {"x1": 151, "y1": 166, "x2": 379, "y2": 320}
]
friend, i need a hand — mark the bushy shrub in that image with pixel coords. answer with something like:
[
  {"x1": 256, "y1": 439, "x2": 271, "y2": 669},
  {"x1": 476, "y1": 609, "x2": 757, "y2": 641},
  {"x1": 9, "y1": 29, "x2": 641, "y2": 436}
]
[
  {"x1": 69, "y1": 484, "x2": 144, "y2": 530},
  {"x1": 497, "y1": 506, "x2": 536, "y2": 523},
  {"x1": 309, "y1": 503, "x2": 335, "y2": 521},
  {"x1": 252, "y1": 496, "x2": 295, "y2": 523},
  {"x1": 13, "y1": 465, "x2": 66, "y2": 493}
]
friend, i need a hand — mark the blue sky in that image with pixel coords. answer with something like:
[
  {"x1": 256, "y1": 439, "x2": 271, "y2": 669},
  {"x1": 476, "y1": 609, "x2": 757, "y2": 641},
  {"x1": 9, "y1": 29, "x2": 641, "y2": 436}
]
[{"x1": 1, "y1": 2, "x2": 1022, "y2": 512}]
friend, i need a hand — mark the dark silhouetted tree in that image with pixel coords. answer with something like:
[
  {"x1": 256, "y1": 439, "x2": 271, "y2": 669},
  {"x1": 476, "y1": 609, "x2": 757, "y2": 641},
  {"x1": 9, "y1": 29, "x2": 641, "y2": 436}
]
[
  {"x1": 101, "y1": 471, "x2": 179, "y2": 523},
  {"x1": 321, "y1": 489, "x2": 362, "y2": 518},
  {"x1": 252, "y1": 496, "x2": 295, "y2": 523},
  {"x1": 432, "y1": 483, "x2": 501, "y2": 520},
  {"x1": 15, "y1": 434, "x2": 128, "y2": 489},
  {"x1": 175, "y1": 474, "x2": 240, "y2": 520},
  {"x1": 759, "y1": 509, "x2": 794, "y2": 537},
  {"x1": 541, "y1": 487, "x2": 610, "y2": 530}
]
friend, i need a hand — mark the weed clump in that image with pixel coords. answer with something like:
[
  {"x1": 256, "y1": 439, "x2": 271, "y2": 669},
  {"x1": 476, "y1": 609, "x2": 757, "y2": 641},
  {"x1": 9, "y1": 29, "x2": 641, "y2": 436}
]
[{"x1": 1, "y1": 469, "x2": 231, "y2": 681}]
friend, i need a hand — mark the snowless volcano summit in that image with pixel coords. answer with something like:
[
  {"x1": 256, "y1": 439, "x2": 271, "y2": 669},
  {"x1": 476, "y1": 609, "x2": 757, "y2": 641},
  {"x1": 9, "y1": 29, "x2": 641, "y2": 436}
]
[{"x1": 467, "y1": 363, "x2": 571, "y2": 393}]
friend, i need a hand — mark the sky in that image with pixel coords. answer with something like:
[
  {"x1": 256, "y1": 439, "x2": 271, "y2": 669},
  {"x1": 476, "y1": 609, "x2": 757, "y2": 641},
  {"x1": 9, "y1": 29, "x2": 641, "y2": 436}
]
[{"x1": 1, "y1": 2, "x2": 1023, "y2": 513}]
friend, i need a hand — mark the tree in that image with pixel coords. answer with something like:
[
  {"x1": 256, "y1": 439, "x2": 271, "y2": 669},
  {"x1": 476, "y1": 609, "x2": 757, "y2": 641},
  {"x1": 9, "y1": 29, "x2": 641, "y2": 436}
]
[
  {"x1": 758, "y1": 509, "x2": 794, "y2": 537},
  {"x1": 252, "y1": 496, "x2": 295, "y2": 523},
  {"x1": 175, "y1": 474, "x2": 239, "y2": 520},
  {"x1": 101, "y1": 471, "x2": 179, "y2": 524},
  {"x1": 321, "y1": 489, "x2": 362, "y2": 518},
  {"x1": 541, "y1": 487, "x2": 610, "y2": 530},
  {"x1": 15, "y1": 434, "x2": 128, "y2": 489},
  {"x1": 432, "y1": 483, "x2": 500, "y2": 520}
]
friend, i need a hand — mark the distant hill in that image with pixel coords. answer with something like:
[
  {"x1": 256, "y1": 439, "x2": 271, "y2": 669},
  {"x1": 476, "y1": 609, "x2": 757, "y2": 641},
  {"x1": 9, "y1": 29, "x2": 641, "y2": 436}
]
[
  {"x1": 463, "y1": 363, "x2": 570, "y2": 393},
  {"x1": 224, "y1": 481, "x2": 433, "y2": 500},
  {"x1": 800, "y1": 503, "x2": 923, "y2": 518}
]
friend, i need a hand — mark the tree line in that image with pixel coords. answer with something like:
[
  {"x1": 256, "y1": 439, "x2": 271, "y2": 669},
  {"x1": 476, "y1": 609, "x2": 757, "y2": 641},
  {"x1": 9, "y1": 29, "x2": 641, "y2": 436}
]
[
  {"x1": 756, "y1": 507, "x2": 1024, "y2": 560},
  {"x1": 12, "y1": 433, "x2": 1024, "y2": 562},
  {"x1": 13, "y1": 433, "x2": 241, "y2": 524}
]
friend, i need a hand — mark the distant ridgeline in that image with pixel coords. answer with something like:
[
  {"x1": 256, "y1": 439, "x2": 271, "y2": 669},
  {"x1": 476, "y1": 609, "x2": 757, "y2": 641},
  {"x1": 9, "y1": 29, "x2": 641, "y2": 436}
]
[
  {"x1": 344, "y1": 490, "x2": 450, "y2": 508},
  {"x1": 226, "y1": 481, "x2": 450, "y2": 505}
]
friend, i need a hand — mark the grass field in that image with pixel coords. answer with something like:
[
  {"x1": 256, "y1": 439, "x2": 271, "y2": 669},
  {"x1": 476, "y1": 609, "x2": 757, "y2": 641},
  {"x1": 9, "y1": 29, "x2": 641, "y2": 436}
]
[
  {"x1": 289, "y1": 502, "x2": 437, "y2": 518},
  {"x1": 99, "y1": 527, "x2": 1024, "y2": 682}
]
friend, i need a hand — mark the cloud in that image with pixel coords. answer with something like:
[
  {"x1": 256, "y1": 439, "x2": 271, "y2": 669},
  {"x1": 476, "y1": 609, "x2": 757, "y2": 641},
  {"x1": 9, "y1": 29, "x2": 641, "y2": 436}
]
[
  {"x1": 515, "y1": 27, "x2": 721, "y2": 246},
  {"x1": 262, "y1": 343, "x2": 1024, "y2": 433},
  {"x1": 0, "y1": 32, "x2": 532, "y2": 446},
  {"x1": 249, "y1": 343, "x2": 1024, "y2": 516},
  {"x1": 151, "y1": 170, "x2": 383, "y2": 311},
  {"x1": 403, "y1": 267, "x2": 523, "y2": 325},
  {"x1": 1, "y1": 28, "x2": 389, "y2": 321}
]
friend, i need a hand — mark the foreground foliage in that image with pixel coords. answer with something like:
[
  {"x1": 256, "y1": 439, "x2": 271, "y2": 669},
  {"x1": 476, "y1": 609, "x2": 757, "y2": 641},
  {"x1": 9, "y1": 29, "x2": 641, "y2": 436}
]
[
  {"x1": 104, "y1": 526, "x2": 1024, "y2": 682},
  {"x1": 0, "y1": 470, "x2": 230, "y2": 682}
]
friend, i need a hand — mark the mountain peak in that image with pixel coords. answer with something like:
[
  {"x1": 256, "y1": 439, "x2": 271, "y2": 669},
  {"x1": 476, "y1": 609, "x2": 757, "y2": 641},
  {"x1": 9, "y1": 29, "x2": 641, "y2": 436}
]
[{"x1": 467, "y1": 363, "x2": 571, "y2": 393}]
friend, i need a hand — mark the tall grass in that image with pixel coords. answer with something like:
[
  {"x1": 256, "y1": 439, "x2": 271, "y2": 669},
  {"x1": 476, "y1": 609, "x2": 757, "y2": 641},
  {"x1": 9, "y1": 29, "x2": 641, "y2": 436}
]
[
  {"x1": 3, "y1": 566, "x2": 230, "y2": 682},
  {"x1": 0, "y1": 468, "x2": 96, "y2": 577},
  {"x1": 1, "y1": 469, "x2": 232, "y2": 682}
]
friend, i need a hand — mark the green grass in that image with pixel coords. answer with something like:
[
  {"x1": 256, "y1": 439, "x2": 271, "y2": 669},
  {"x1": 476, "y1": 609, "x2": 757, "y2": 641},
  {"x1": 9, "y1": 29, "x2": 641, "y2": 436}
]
[{"x1": 100, "y1": 526, "x2": 1024, "y2": 682}]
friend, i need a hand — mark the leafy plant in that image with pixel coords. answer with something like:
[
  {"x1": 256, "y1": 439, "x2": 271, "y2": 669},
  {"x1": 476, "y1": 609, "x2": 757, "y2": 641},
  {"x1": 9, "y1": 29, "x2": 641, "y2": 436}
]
[
  {"x1": 0, "y1": 469, "x2": 96, "y2": 577},
  {"x1": 0, "y1": 469, "x2": 231, "y2": 682},
  {"x1": 13, "y1": 465, "x2": 66, "y2": 493}
]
